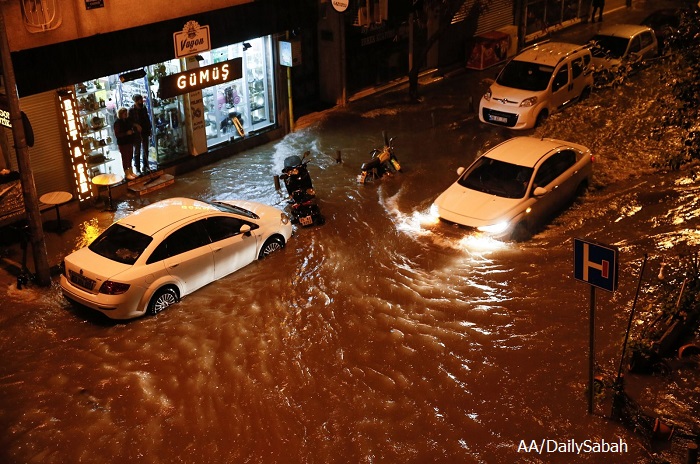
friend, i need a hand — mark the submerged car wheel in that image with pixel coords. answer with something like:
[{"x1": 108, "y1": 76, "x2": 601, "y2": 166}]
[
  {"x1": 535, "y1": 110, "x2": 549, "y2": 128},
  {"x1": 259, "y1": 236, "x2": 284, "y2": 259},
  {"x1": 147, "y1": 287, "x2": 179, "y2": 316}
]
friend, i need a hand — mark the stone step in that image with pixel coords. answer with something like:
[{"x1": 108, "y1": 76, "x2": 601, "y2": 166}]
[{"x1": 127, "y1": 170, "x2": 175, "y2": 196}]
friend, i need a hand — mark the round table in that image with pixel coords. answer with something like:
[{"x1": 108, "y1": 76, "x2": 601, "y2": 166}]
[
  {"x1": 40, "y1": 191, "x2": 73, "y2": 232},
  {"x1": 92, "y1": 173, "x2": 124, "y2": 211}
]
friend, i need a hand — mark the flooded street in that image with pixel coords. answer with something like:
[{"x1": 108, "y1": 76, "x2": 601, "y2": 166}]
[{"x1": 2, "y1": 59, "x2": 700, "y2": 463}]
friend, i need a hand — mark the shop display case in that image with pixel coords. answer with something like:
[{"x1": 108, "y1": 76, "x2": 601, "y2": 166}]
[
  {"x1": 245, "y1": 41, "x2": 270, "y2": 129},
  {"x1": 75, "y1": 79, "x2": 118, "y2": 177}
]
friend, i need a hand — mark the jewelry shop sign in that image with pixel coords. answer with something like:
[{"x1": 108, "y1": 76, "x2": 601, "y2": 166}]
[
  {"x1": 158, "y1": 58, "x2": 243, "y2": 99},
  {"x1": 173, "y1": 21, "x2": 211, "y2": 58}
]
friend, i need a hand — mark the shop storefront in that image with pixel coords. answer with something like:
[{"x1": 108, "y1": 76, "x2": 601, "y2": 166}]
[
  {"x1": 525, "y1": 0, "x2": 583, "y2": 40},
  {"x1": 5, "y1": 0, "x2": 310, "y2": 209},
  {"x1": 58, "y1": 35, "x2": 277, "y2": 194}
]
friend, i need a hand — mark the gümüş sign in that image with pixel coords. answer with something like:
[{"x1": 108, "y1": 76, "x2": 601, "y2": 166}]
[
  {"x1": 158, "y1": 58, "x2": 243, "y2": 99},
  {"x1": 173, "y1": 20, "x2": 211, "y2": 58}
]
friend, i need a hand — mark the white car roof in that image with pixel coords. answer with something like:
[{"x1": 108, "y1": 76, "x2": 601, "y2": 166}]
[
  {"x1": 484, "y1": 137, "x2": 586, "y2": 167},
  {"x1": 514, "y1": 41, "x2": 588, "y2": 67},
  {"x1": 595, "y1": 24, "x2": 653, "y2": 39},
  {"x1": 117, "y1": 197, "x2": 218, "y2": 236}
]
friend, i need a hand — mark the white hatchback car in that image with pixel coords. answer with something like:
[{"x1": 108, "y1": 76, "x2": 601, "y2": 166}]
[
  {"x1": 60, "y1": 197, "x2": 292, "y2": 320},
  {"x1": 589, "y1": 24, "x2": 658, "y2": 85},
  {"x1": 432, "y1": 137, "x2": 594, "y2": 241},
  {"x1": 479, "y1": 42, "x2": 594, "y2": 130}
]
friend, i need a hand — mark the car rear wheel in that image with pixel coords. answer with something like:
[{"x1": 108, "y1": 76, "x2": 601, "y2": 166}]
[
  {"x1": 147, "y1": 287, "x2": 179, "y2": 316},
  {"x1": 259, "y1": 236, "x2": 284, "y2": 259}
]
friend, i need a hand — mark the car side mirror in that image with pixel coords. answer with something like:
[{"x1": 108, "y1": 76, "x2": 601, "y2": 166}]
[
  {"x1": 457, "y1": 167, "x2": 465, "y2": 176},
  {"x1": 240, "y1": 224, "x2": 251, "y2": 236},
  {"x1": 533, "y1": 186, "x2": 548, "y2": 197}
]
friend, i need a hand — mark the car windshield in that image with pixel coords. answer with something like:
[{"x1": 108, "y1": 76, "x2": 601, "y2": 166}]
[
  {"x1": 458, "y1": 157, "x2": 534, "y2": 199},
  {"x1": 496, "y1": 60, "x2": 554, "y2": 91},
  {"x1": 89, "y1": 223, "x2": 153, "y2": 265},
  {"x1": 591, "y1": 35, "x2": 630, "y2": 59},
  {"x1": 207, "y1": 200, "x2": 259, "y2": 219}
]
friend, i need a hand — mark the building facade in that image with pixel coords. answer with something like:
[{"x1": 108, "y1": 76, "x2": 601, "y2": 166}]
[{"x1": 1, "y1": 0, "x2": 313, "y2": 212}]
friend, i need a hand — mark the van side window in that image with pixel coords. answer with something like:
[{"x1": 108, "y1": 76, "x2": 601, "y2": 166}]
[
  {"x1": 552, "y1": 65, "x2": 569, "y2": 92},
  {"x1": 571, "y1": 57, "x2": 583, "y2": 79}
]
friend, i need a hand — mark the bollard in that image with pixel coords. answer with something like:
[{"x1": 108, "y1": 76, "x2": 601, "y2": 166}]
[
  {"x1": 336, "y1": 150, "x2": 342, "y2": 163},
  {"x1": 431, "y1": 112, "x2": 435, "y2": 127},
  {"x1": 468, "y1": 96, "x2": 474, "y2": 113},
  {"x1": 273, "y1": 175, "x2": 280, "y2": 191}
]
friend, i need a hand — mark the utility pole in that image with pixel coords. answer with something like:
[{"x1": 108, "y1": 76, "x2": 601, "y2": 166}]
[{"x1": 0, "y1": 9, "x2": 51, "y2": 286}]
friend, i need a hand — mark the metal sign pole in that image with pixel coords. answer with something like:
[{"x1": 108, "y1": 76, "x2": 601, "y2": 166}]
[{"x1": 588, "y1": 285, "x2": 596, "y2": 414}]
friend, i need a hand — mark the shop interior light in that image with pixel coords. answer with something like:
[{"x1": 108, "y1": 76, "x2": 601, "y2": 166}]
[{"x1": 119, "y1": 69, "x2": 147, "y2": 83}]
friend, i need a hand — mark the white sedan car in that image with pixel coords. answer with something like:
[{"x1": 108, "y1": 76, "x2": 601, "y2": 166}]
[
  {"x1": 432, "y1": 137, "x2": 593, "y2": 241},
  {"x1": 60, "y1": 197, "x2": 292, "y2": 320}
]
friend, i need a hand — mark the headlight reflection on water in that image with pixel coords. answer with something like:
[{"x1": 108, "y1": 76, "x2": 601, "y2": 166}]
[{"x1": 391, "y1": 206, "x2": 510, "y2": 254}]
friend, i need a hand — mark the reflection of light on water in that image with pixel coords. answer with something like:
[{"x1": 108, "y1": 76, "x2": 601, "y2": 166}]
[
  {"x1": 656, "y1": 229, "x2": 700, "y2": 250},
  {"x1": 74, "y1": 218, "x2": 102, "y2": 251},
  {"x1": 614, "y1": 202, "x2": 642, "y2": 223}
]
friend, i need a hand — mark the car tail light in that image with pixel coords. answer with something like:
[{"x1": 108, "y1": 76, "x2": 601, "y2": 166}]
[
  {"x1": 281, "y1": 213, "x2": 290, "y2": 225},
  {"x1": 99, "y1": 281, "x2": 131, "y2": 295}
]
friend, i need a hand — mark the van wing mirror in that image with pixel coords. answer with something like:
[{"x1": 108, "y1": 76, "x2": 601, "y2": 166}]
[{"x1": 240, "y1": 224, "x2": 252, "y2": 236}]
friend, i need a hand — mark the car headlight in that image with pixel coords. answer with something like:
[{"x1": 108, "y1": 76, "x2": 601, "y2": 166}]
[
  {"x1": 477, "y1": 221, "x2": 510, "y2": 234},
  {"x1": 281, "y1": 212, "x2": 290, "y2": 225},
  {"x1": 520, "y1": 96, "x2": 537, "y2": 107},
  {"x1": 483, "y1": 88, "x2": 492, "y2": 101}
]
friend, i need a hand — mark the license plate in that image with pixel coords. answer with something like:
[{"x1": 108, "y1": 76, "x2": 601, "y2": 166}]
[
  {"x1": 69, "y1": 270, "x2": 96, "y2": 291},
  {"x1": 299, "y1": 215, "x2": 314, "y2": 226},
  {"x1": 490, "y1": 115, "x2": 508, "y2": 123}
]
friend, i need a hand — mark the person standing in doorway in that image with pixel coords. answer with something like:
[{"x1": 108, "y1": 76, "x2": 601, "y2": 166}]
[
  {"x1": 591, "y1": 0, "x2": 604, "y2": 22},
  {"x1": 114, "y1": 107, "x2": 139, "y2": 180},
  {"x1": 129, "y1": 94, "x2": 152, "y2": 174}
]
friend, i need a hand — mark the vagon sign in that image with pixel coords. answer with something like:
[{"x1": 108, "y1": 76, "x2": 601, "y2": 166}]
[{"x1": 158, "y1": 58, "x2": 242, "y2": 99}]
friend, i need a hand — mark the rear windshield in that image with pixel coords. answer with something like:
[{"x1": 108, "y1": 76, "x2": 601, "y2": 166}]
[
  {"x1": 497, "y1": 60, "x2": 554, "y2": 91},
  {"x1": 89, "y1": 223, "x2": 153, "y2": 265}
]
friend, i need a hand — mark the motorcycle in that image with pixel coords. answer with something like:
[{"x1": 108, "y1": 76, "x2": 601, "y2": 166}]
[
  {"x1": 357, "y1": 132, "x2": 401, "y2": 184},
  {"x1": 278, "y1": 151, "x2": 325, "y2": 227}
]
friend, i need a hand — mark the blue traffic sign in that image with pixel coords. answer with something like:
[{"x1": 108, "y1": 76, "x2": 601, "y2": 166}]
[{"x1": 574, "y1": 239, "x2": 619, "y2": 292}]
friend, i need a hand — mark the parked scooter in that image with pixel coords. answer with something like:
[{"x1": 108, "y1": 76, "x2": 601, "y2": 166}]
[
  {"x1": 357, "y1": 132, "x2": 401, "y2": 184},
  {"x1": 278, "y1": 151, "x2": 325, "y2": 227}
]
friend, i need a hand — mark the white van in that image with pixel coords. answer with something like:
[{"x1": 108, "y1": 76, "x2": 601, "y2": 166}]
[{"x1": 479, "y1": 42, "x2": 594, "y2": 130}]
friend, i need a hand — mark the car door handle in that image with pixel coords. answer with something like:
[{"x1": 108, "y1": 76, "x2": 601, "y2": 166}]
[
  {"x1": 169, "y1": 263, "x2": 179, "y2": 268},
  {"x1": 213, "y1": 247, "x2": 222, "y2": 253}
]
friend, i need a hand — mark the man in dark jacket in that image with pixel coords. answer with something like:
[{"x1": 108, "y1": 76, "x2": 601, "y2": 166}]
[{"x1": 128, "y1": 94, "x2": 153, "y2": 174}]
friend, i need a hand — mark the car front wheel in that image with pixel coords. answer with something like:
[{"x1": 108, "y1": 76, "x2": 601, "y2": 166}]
[
  {"x1": 259, "y1": 236, "x2": 284, "y2": 259},
  {"x1": 511, "y1": 222, "x2": 532, "y2": 242},
  {"x1": 147, "y1": 287, "x2": 179, "y2": 316}
]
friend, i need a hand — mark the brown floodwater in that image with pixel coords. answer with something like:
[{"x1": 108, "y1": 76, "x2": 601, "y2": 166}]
[{"x1": 1, "y1": 62, "x2": 699, "y2": 464}]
